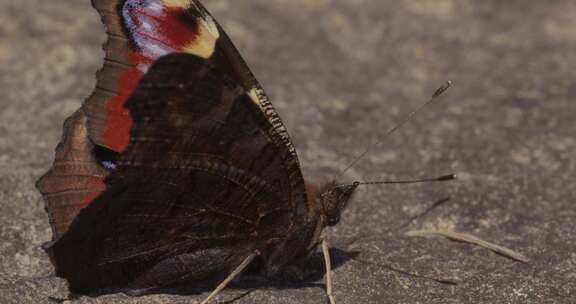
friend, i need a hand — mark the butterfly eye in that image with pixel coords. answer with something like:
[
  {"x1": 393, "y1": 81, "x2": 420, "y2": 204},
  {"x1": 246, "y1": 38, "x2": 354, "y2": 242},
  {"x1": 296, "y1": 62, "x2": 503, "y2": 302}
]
[{"x1": 327, "y1": 215, "x2": 340, "y2": 226}]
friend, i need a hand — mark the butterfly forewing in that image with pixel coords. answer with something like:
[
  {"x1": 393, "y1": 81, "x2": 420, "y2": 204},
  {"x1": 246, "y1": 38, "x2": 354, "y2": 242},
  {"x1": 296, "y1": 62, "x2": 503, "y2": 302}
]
[{"x1": 38, "y1": 0, "x2": 310, "y2": 294}]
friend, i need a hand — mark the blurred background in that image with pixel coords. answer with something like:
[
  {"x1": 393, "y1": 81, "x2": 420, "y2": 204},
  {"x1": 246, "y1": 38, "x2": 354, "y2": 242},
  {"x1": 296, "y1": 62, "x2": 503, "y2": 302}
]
[{"x1": 1, "y1": 0, "x2": 575, "y2": 303}]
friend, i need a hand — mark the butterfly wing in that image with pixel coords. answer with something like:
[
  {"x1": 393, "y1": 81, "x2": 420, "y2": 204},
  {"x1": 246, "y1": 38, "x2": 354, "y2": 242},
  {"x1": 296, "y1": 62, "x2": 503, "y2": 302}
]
[
  {"x1": 37, "y1": 0, "x2": 308, "y2": 239},
  {"x1": 37, "y1": 0, "x2": 310, "y2": 294}
]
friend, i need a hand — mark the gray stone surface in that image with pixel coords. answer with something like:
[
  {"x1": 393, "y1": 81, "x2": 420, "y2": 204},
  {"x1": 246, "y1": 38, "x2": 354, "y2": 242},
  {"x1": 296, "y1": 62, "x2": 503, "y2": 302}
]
[{"x1": 1, "y1": 0, "x2": 576, "y2": 303}]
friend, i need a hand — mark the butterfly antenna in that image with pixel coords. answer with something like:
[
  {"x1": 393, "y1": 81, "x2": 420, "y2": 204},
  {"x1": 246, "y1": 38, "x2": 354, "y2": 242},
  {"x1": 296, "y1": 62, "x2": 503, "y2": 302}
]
[
  {"x1": 356, "y1": 173, "x2": 456, "y2": 186},
  {"x1": 339, "y1": 80, "x2": 452, "y2": 177}
]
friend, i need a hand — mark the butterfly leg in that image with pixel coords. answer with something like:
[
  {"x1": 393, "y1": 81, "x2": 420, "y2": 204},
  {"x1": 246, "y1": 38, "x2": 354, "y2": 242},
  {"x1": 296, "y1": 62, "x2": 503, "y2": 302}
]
[
  {"x1": 200, "y1": 250, "x2": 260, "y2": 304},
  {"x1": 321, "y1": 236, "x2": 336, "y2": 304}
]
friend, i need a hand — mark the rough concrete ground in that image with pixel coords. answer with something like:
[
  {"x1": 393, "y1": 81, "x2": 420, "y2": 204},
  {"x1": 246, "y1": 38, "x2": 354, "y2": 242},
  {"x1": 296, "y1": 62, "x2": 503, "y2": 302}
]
[{"x1": 1, "y1": 0, "x2": 576, "y2": 303}]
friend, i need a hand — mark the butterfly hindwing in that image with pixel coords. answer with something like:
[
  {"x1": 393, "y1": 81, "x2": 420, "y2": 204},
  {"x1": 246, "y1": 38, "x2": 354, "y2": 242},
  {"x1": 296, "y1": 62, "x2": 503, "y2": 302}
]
[{"x1": 36, "y1": 111, "x2": 109, "y2": 239}]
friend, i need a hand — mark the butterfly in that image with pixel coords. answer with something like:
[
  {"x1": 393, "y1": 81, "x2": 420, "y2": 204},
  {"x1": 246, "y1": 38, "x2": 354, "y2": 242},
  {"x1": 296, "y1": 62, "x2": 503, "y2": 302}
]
[{"x1": 36, "y1": 1, "x2": 359, "y2": 303}]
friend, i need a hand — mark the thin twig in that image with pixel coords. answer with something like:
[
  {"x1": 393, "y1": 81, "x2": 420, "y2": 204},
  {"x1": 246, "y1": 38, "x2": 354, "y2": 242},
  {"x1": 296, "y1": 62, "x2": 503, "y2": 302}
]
[
  {"x1": 406, "y1": 230, "x2": 530, "y2": 263},
  {"x1": 394, "y1": 197, "x2": 451, "y2": 231}
]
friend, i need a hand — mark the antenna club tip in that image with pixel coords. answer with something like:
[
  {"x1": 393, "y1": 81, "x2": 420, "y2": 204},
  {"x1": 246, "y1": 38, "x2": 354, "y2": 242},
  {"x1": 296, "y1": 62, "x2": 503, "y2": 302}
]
[
  {"x1": 432, "y1": 81, "x2": 452, "y2": 98},
  {"x1": 438, "y1": 174, "x2": 457, "y2": 181}
]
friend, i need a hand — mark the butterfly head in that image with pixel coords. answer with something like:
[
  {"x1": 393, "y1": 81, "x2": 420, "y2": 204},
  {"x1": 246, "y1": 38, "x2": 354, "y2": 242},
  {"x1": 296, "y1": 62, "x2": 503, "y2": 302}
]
[{"x1": 319, "y1": 182, "x2": 360, "y2": 226}]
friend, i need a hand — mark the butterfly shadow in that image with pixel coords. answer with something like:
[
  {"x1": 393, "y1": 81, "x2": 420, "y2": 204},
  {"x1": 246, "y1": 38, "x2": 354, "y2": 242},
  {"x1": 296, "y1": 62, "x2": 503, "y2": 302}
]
[
  {"x1": 236, "y1": 247, "x2": 358, "y2": 289},
  {"x1": 162, "y1": 247, "x2": 359, "y2": 299}
]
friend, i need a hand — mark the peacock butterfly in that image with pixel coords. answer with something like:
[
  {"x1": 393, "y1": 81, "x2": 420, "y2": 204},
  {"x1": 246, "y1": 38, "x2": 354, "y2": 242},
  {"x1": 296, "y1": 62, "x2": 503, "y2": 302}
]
[{"x1": 36, "y1": 1, "x2": 358, "y2": 303}]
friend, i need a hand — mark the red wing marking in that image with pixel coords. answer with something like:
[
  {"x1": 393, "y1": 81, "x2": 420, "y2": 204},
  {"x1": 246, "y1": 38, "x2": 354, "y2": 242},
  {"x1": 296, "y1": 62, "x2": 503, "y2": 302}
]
[
  {"x1": 100, "y1": 0, "x2": 217, "y2": 152},
  {"x1": 101, "y1": 52, "x2": 147, "y2": 152},
  {"x1": 126, "y1": 5, "x2": 199, "y2": 50},
  {"x1": 79, "y1": 176, "x2": 107, "y2": 208}
]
